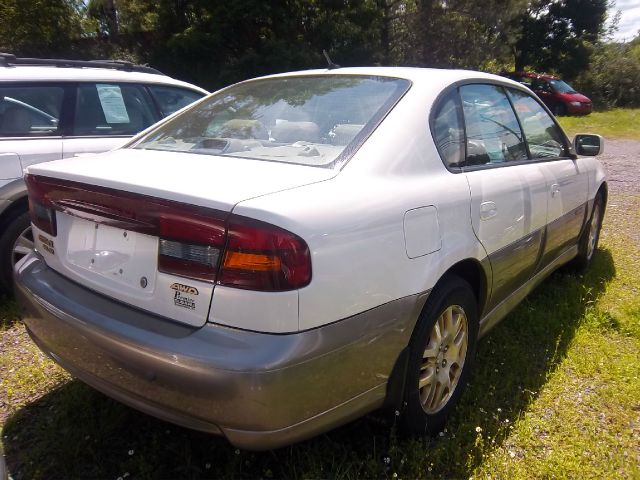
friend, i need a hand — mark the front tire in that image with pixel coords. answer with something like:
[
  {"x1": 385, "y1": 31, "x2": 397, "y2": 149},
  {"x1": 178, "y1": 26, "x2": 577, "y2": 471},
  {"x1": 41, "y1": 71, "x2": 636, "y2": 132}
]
[
  {"x1": 572, "y1": 193, "x2": 604, "y2": 271},
  {"x1": 0, "y1": 211, "x2": 33, "y2": 294},
  {"x1": 400, "y1": 275, "x2": 478, "y2": 435},
  {"x1": 553, "y1": 103, "x2": 567, "y2": 116}
]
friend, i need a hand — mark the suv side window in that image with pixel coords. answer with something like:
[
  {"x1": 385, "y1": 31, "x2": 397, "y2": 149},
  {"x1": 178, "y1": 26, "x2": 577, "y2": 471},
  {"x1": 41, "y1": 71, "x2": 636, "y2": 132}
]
[
  {"x1": 432, "y1": 89, "x2": 465, "y2": 168},
  {"x1": 507, "y1": 88, "x2": 568, "y2": 158},
  {"x1": 148, "y1": 85, "x2": 204, "y2": 117},
  {"x1": 460, "y1": 84, "x2": 527, "y2": 166},
  {"x1": 0, "y1": 85, "x2": 63, "y2": 136},
  {"x1": 73, "y1": 83, "x2": 157, "y2": 136}
]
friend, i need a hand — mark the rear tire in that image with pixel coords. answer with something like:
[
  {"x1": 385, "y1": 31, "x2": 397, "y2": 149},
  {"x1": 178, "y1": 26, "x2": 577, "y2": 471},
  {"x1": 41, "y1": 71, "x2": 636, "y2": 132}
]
[
  {"x1": 0, "y1": 211, "x2": 33, "y2": 294},
  {"x1": 400, "y1": 275, "x2": 478, "y2": 435}
]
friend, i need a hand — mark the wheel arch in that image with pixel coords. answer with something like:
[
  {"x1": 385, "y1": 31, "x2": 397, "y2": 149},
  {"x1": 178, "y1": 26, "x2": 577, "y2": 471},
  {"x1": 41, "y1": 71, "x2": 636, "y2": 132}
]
[
  {"x1": 441, "y1": 258, "x2": 489, "y2": 318},
  {"x1": 0, "y1": 178, "x2": 28, "y2": 230},
  {"x1": 596, "y1": 181, "x2": 608, "y2": 213},
  {"x1": 0, "y1": 195, "x2": 29, "y2": 231}
]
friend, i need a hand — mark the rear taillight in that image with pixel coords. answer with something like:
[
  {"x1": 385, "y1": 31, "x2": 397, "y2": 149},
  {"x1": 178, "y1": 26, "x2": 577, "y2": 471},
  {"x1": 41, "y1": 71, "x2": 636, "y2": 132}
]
[
  {"x1": 23, "y1": 175, "x2": 311, "y2": 291},
  {"x1": 219, "y1": 215, "x2": 311, "y2": 291},
  {"x1": 25, "y1": 174, "x2": 57, "y2": 236}
]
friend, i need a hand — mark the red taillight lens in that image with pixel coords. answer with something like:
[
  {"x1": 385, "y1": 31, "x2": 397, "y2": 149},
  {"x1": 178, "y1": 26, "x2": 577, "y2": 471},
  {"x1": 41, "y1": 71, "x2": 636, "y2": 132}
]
[
  {"x1": 219, "y1": 215, "x2": 311, "y2": 291},
  {"x1": 157, "y1": 210, "x2": 226, "y2": 282},
  {"x1": 25, "y1": 174, "x2": 57, "y2": 236}
]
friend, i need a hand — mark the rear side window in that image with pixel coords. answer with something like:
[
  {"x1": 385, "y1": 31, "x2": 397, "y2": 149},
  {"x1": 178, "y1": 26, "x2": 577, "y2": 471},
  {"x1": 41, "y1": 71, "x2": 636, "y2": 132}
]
[
  {"x1": 460, "y1": 84, "x2": 528, "y2": 166},
  {"x1": 507, "y1": 88, "x2": 568, "y2": 159},
  {"x1": 432, "y1": 89, "x2": 465, "y2": 168},
  {"x1": 148, "y1": 86, "x2": 204, "y2": 117},
  {"x1": 0, "y1": 85, "x2": 63, "y2": 136},
  {"x1": 73, "y1": 83, "x2": 157, "y2": 136}
]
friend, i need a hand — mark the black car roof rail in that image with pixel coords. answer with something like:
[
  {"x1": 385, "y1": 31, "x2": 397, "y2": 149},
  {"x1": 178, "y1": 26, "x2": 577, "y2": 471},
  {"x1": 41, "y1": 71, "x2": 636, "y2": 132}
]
[{"x1": 0, "y1": 53, "x2": 164, "y2": 75}]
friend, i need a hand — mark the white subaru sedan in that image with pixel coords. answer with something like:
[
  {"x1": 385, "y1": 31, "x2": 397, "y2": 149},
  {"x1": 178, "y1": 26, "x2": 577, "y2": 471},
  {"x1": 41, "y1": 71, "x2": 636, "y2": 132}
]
[{"x1": 14, "y1": 67, "x2": 606, "y2": 450}]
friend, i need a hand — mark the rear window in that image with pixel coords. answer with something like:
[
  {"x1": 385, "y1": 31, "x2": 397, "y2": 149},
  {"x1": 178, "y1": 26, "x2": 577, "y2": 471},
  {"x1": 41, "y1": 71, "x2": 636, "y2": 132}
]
[
  {"x1": 133, "y1": 75, "x2": 410, "y2": 167},
  {"x1": 148, "y1": 85, "x2": 204, "y2": 116}
]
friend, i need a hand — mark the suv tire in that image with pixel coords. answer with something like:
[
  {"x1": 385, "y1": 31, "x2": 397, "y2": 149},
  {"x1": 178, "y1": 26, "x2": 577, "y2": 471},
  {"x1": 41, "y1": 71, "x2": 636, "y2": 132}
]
[{"x1": 0, "y1": 211, "x2": 33, "y2": 294}]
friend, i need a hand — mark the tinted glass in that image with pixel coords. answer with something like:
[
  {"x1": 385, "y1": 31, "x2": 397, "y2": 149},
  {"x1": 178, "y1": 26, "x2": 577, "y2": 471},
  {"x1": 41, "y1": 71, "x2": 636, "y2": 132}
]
[
  {"x1": 460, "y1": 84, "x2": 527, "y2": 166},
  {"x1": 548, "y1": 80, "x2": 575, "y2": 94},
  {"x1": 507, "y1": 88, "x2": 568, "y2": 158},
  {"x1": 0, "y1": 85, "x2": 63, "y2": 136},
  {"x1": 148, "y1": 85, "x2": 204, "y2": 116},
  {"x1": 73, "y1": 83, "x2": 157, "y2": 136},
  {"x1": 134, "y1": 75, "x2": 410, "y2": 168},
  {"x1": 432, "y1": 89, "x2": 465, "y2": 168},
  {"x1": 531, "y1": 79, "x2": 550, "y2": 92}
]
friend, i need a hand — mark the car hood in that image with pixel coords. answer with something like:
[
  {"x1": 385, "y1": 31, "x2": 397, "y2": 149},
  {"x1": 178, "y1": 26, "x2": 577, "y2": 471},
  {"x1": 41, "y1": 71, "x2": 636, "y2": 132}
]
[{"x1": 26, "y1": 148, "x2": 338, "y2": 211}]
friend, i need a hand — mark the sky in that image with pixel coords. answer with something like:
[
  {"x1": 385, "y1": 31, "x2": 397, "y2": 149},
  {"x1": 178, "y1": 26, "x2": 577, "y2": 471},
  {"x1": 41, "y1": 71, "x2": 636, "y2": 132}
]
[{"x1": 609, "y1": 0, "x2": 640, "y2": 42}]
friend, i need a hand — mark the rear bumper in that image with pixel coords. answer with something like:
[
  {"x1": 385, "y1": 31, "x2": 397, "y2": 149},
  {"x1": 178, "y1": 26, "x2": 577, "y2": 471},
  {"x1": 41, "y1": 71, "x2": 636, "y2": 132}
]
[{"x1": 14, "y1": 253, "x2": 425, "y2": 450}]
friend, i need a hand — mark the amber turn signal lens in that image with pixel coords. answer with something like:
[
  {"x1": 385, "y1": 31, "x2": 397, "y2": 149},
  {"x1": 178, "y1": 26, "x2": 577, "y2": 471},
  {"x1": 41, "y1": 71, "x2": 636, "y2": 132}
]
[{"x1": 223, "y1": 251, "x2": 282, "y2": 272}]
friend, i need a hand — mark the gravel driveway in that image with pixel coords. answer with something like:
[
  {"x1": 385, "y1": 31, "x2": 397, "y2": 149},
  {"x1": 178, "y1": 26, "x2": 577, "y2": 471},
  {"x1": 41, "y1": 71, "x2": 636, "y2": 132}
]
[
  {"x1": 597, "y1": 139, "x2": 640, "y2": 195},
  {"x1": 596, "y1": 139, "x2": 640, "y2": 248}
]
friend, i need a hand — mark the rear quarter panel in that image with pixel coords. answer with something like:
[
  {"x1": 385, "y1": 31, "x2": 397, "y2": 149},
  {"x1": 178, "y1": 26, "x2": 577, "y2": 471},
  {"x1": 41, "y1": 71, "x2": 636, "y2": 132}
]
[{"x1": 228, "y1": 89, "x2": 486, "y2": 331}]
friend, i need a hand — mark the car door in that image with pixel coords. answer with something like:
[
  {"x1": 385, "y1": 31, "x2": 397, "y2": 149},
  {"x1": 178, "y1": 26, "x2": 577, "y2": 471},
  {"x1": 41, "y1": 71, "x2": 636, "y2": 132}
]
[
  {"x1": 62, "y1": 82, "x2": 159, "y2": 158},
  {"x1": 506, "y1": 87, "x2": 588, "y2": 265},
  {"x1": 458, "y1": 84, "x2": 548, "y2": 311},
  {"x1": 0, "y1": 83, "x2": 67, "y2": 170}
]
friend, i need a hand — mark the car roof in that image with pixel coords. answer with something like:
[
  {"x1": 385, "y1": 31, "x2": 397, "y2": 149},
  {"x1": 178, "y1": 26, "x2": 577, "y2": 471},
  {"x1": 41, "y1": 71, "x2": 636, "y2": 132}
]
[
  {"x1": 245, "y1": 66, "x2": 523, "y2": 90},
  {"x1": 512, "y1": 71, "x2": 559, "y2": 81},
  {"x1": 0, "y1": 65, "x2": 208, "y2": 93}
]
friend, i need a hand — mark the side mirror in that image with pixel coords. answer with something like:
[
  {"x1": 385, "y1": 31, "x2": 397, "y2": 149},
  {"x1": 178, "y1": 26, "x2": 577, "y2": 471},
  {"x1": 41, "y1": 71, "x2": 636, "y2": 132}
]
[{"x1": 574, "y1": 134, "x2": 604, "y2": 156}]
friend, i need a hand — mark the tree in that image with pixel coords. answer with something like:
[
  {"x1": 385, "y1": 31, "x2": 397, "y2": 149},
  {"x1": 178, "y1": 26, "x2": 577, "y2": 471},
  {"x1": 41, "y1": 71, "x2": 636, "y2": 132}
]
[
  {"x1": 515, "y1": 0, "x2": 609, "y2": 79},
  {"x1": 0, "y1": 0, "x2": 85, "y2": 56},
  {"x1": 574, "y1": 33, "x2": 640, "y2": 107},
  {"x1": 404, "y1": 0, "x2": 526, "y2": 69}
]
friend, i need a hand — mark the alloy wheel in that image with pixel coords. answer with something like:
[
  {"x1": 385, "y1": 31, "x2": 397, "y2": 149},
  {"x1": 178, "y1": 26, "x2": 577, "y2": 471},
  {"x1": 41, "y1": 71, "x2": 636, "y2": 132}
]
[
  {"x1": 419, "y1": 305, "x2": 468, "y2": 414},
  {"x1": 12, "y1": 225, "x2": 34, "y2": 266}
]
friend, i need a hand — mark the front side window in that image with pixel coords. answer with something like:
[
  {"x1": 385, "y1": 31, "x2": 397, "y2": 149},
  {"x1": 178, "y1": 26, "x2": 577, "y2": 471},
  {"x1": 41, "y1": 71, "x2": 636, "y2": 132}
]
[
  {"x1": 0, "y1": 85, "x2": 63, "y2": 136},
  {"x1": 507, "y1": 88, "x2": 568, "y2": 159},
  {"x1": 432, "y1": 89, "x2": 465, "y2": 168},
  {"x1": 133, "y1": 75, "x2": 410, "y2": 168},
  {"x1": 460, "y1": 84, "x2": 527, "y2": 166},
  {"x1": 73, "y1": 83, "x2": 157, "y2": 136},
  {"x1": 148, "y1": 85, "x2": 204, "y2": 117}
]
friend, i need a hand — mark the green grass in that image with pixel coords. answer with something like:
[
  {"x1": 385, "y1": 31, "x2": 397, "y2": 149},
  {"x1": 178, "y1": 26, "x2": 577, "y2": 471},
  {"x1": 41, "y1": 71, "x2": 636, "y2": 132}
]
[
  {"x1": 1, "y1": 194, "x2": 639, "y2": 479},
  {"x1": 558, "y1": 108, "x2": 640, "y2": 140}
]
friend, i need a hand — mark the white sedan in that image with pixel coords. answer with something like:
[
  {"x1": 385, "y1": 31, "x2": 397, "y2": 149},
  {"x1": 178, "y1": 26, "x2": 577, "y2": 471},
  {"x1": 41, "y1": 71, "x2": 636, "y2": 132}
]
[{"x1": 14, "y1": 67, "x2": 606, "y2": 450}]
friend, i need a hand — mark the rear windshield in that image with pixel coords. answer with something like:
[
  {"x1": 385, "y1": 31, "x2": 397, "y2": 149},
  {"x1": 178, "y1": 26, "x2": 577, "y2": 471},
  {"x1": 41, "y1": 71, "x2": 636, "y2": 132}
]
[{"x1": 132, "y1": 75, "x2": 410, "y2": 168}]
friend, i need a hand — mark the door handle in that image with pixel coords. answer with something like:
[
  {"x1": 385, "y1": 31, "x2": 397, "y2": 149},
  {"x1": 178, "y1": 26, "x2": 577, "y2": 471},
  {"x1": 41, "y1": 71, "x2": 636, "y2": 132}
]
[
  {"x1": 551, "y1": 183, "x2": 560, "y2": 197},
  {"x1": 480, "y1": 201, "x2": 497, "y2": 220}
]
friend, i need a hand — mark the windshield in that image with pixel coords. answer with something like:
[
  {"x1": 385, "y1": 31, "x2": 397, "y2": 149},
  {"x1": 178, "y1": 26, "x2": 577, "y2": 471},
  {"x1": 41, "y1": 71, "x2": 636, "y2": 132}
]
[
  {"x1": 133, "y1": 75, "x2": 410, "y2": 168},
  {"x1": 548, "y1": 79, "x2": 576, "y2": 94}
]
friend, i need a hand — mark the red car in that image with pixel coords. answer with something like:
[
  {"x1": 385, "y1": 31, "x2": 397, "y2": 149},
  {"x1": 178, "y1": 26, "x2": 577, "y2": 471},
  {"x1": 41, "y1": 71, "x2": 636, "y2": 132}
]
[{"x1": 504, "y1": 72, "x2": 592, "y2": 116}]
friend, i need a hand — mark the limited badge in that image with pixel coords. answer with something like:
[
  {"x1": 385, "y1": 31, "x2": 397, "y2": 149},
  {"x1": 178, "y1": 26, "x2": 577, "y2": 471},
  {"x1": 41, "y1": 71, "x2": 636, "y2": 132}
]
[
  {"x1": 170, "y1": 283, "x2": 198, "y2": 310},
  {"x1": 38, "y1": 234, "x2": 55, "y2": 255}
]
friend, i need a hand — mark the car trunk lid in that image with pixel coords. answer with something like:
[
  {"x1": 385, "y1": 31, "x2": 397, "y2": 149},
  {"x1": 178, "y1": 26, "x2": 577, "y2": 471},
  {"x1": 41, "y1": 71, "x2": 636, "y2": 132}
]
[{"x1": 25, "y1": 150, "x2": 334, "y2": 327}]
